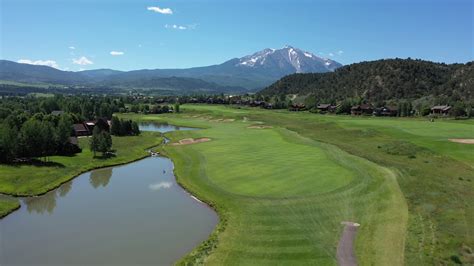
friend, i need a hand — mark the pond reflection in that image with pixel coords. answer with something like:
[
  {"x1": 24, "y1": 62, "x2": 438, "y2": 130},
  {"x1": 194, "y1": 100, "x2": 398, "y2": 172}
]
[
  {"x1": 24, "y1": 191, "x2": 57, "y2": 215},
  {"x1": 139, "y1": 122, "x2": 197, "y2": 133},
  {"x1": 2, "y1": 157, "x2": 218, "y2": 265},
  {"x1": 89, "y1": 167, "x2": 113, "y2": 189}
]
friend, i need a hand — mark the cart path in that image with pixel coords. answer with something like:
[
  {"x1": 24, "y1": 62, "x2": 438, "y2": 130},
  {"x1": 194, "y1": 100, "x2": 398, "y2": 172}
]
[{"x1": 337, "y1": 221, "x2": 360, "y2": 266}]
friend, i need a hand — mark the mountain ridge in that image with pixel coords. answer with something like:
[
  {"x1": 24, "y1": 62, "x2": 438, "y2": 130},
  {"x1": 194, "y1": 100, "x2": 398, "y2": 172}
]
[{"x1": 0, "y1": 46, "x2": 342, "y2": 92}]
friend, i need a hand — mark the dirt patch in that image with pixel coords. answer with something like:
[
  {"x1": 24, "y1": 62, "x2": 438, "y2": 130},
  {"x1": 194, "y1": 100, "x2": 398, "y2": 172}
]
[
  {"x1": 171, "y1": 138, "x2": 211, "y2": 146},
  {"x1": 449, "y1": 139, "x2": 474, "y2": 144},
  {"x1": 337, "y1": 221, "x2": 360, "y2": 266},
  {"x1": 247, "y1": 125, "x2": 273, "y2": 129}
]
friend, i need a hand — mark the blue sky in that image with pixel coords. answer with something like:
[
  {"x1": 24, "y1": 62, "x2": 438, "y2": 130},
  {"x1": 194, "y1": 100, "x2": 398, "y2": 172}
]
[{"x1": 1, "y1": 0, "x2": 472, "y2": 71}]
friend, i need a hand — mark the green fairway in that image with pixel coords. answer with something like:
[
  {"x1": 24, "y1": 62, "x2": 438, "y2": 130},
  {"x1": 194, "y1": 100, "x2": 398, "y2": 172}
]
[
  {"x1": 121, "y1": 105, "x2": 473, "y2": 265},
  {"x1": 0, "y1": 132, "x2": 163, "y2": 216},
  {"x1": 121, "y1": 110, "x2": 408, "y2": 265}
]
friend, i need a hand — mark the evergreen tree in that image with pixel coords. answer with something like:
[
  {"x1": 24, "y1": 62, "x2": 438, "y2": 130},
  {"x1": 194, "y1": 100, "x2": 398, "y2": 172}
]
[
  {"x1": 110, "y1": 116, "x2": 121, "y2": 136},
  {"x1": 89, "y1": 127, "x2": 101, "y2": 157},
  {"x1": 131, "y1": 121, "x2": 140, "y2": 136}
]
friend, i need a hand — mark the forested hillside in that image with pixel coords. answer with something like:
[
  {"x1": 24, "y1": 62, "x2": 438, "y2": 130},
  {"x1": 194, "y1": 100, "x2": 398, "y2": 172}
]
[{"x1": 260, "y1": 59, "x2": 473, "y2": 103}]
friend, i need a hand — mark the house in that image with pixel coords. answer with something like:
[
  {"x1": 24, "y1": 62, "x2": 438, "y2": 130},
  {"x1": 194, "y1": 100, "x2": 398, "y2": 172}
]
[
  {"x1": 289, "y1": 103, "x2": 306, "y2": 111},
  {"x1": 431, "y1": 105, "x2": 451, "y2": 116},
  {"x1": 317, "y1": 104, "x2": 338, "y2": 113},
  {"x1": 374, "y1": 106, "x2": 398, "y2": 116},
  {"x1": 264, "y1": 103, "x2": 273, "y2": 109},
  {"x1": 73, "y1": 123, "x2": 90, "y2": 136},
  {"x1": 84, "y1": 121, "x2": 96, "y2": 132},
  {"x1": 351, "y1": 104, "x2": 373, "y2": 115}
]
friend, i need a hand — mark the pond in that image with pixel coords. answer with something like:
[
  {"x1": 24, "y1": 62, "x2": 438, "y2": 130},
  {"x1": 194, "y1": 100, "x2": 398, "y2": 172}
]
[{"x1": 0, "y1": 123, "x2": 218, "y2": 265}]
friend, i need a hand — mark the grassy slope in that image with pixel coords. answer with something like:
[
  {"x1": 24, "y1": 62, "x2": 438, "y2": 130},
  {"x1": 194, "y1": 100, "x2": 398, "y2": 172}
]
[
  {"x1": 0, "y1": 132, "x2": 163, "y2": 216},
  {"x1": 123, "y1": 105, "x2": 473, "y2": 265},
  {"x1": 123, "y1": 111, "x2": 408, "y2": 265}
]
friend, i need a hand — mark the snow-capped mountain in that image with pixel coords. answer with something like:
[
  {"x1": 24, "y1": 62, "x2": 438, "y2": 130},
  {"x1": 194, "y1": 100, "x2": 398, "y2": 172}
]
[
  {"x1": 1, "y1": 46, "x2": 343, "y2": 91},
  {"x1": 236, "y1": 45, "x2": 341, "y2": 74}
]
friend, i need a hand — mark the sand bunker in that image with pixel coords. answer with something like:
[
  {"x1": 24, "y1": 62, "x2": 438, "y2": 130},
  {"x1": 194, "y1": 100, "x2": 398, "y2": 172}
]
[
  {"x1": 248, "y1": 125, "x2": 273, "y2": 129},
  {"x1": 171, "y1": 138, "x2": 211, "y2": 145},
  {"x1": 449, "y1": 139, "x2": 474, "y2": 144},
  {"x1": 209, "y1": 118, "x2": 235, "y2": 122}
]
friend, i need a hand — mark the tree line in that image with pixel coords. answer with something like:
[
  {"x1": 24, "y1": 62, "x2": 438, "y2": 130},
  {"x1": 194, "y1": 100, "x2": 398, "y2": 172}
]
[{"x1": 0, "y1": 114, "x2": 79, "y2": 163}]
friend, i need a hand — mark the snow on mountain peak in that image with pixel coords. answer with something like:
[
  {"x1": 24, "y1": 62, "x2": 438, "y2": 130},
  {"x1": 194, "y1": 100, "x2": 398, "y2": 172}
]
[{"x1": 236, "y1": 45, "x2": 342, "y2": 73}]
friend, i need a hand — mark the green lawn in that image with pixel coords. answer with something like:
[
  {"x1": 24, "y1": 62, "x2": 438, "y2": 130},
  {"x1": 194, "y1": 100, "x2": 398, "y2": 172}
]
[
  {"x1": 0, "y1": 132, "x2": 163, "y2": 216},
  {"x1": 122, "y1": 105, "x2": 473, "y2": 265},
  {"x1": 122, "y1": 110, "x2": 408, "y2": 265}
]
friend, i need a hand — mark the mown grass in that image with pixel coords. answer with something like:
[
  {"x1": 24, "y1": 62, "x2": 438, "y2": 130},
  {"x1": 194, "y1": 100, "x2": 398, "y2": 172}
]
[
  {"x1": 0, "y1": 132, "x2": 163, "y2": 217},
  {"x1": 123, "y1": 104, "x2": 473, "y2": 265},
  {"x1": 123, "y1": 110, "x2": 408, "y2": 265}
]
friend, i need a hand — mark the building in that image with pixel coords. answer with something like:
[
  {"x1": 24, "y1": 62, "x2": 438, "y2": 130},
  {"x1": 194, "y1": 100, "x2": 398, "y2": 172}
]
[
  {"x1": 431, "y1": 105, "x2": 451, "y2": 116},
  {"x1": 289, "y1": 103, "x2": 306, "y2": 111},
  {"x1": 374, "y1": 106, "x2": 398, "y2": 116},
  {"x1": 317, "y1": 104, "x2": 338, "y2": 113},
  {"x1": 73, "y1": 123, "x2": 90, "y2": 136},
  {"x1": 351, "y1": 104, "x2": 373, "y2": 115}
]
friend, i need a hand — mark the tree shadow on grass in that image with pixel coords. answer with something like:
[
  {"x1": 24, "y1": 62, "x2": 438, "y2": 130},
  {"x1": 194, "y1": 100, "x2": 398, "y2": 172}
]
[
  {"x1": 93, "y1": 151, "x2": 117, "y2": 160},
  {"x1": 8, "y1": 159, "x2": 65, "y2": 168}
]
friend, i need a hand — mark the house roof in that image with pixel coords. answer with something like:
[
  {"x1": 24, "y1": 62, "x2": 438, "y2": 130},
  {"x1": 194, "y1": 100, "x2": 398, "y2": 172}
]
[
  {"x1": 73, "y1": 123, "x2": 89, "y2": 132},
  {"x1": 431, "y1": 105, "x2": 451, "y2": 111},
  {"x1": 317, "y1": 104, "x2": 331, "y2": 108}
]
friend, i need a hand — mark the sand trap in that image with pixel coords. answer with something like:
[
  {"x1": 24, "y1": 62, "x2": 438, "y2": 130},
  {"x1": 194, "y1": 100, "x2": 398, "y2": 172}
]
[
  {"x1": 449, "y1": 139, "x2": 474, "y2": 144},
  {"x1": 171, "y1": 138, "x2": 211, "y2": 145},
  {"x1": 248, "y1": 125, "x2": 273, "y2": 129},
  {"x1": 209, "y1": 118, "x2": 235, "y2": 123}
]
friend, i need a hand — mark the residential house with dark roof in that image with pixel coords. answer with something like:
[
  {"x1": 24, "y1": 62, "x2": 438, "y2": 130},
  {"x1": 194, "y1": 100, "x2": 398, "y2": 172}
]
[
  {"x1": 73, "y1": 123, "x2": 90, "y2": 136},
  {"x1": 351, "y1": 104, "x2": 373, "y2": 115},
  {"x1": 431, "y1": 105, "x2": 451, "y2": 116}
]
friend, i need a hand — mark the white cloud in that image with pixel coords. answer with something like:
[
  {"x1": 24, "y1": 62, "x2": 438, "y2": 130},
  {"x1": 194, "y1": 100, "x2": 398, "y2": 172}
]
[
  {"x1": 72, "y1": 56, "x2": 93, "y2": 65},
  {"x1": 337, "y1": 50, "x2": 344, "y2": 55},
  {"x1": 149, "y1": 182, "x2": 172, "y2": 191},
  {"x1": 165, "y1": 24, "x2": 196, "y2": 30},
  {"x1": 110, "y1": 51, "x2": 124, "y2": 56},
  {"x1": 328, "y1": 52, "x2": 335, "y2": 57},
  {"x1": 69, "y1": 46, "x2": 76, "y2": 50},
  {"x1": 147, "y1": 6, "x2": 173, "y2": 14},
  {"x1": 18, "y1": 59, "x2": 59, "y2": 69},
  {"x1": 165, "y1": 24, "x2": 186, "y2": 30}
]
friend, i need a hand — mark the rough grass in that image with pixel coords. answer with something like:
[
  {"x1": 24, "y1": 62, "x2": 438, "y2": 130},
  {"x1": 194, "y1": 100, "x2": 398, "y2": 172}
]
[
  {"x1": 0, "y1": 197, "x2": 20, "y2": 218},
  {"x1": 122, "y1": 104, "x2": 473, "y2": 265},
  {"x1": 123, "y1": 110, "x2": 409, "y2": 265},
  {"x1": 0, "y1": 132, "x2": 163, "y2": 217}
]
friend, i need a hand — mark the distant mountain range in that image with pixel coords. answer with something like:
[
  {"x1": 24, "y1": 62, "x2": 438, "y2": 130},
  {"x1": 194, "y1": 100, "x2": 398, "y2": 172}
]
[{"x1": 0, "y1": 46, "x2": 341, "y2": 94}]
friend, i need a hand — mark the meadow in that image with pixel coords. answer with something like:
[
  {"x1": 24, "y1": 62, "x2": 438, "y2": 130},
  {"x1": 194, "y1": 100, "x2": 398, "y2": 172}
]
[
  {"x1": 0, "y1": 132, "x2": 163, "y2": 217},
  {"x1": 121, "y1": 105, "x2": 473, "y2": 265}
]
